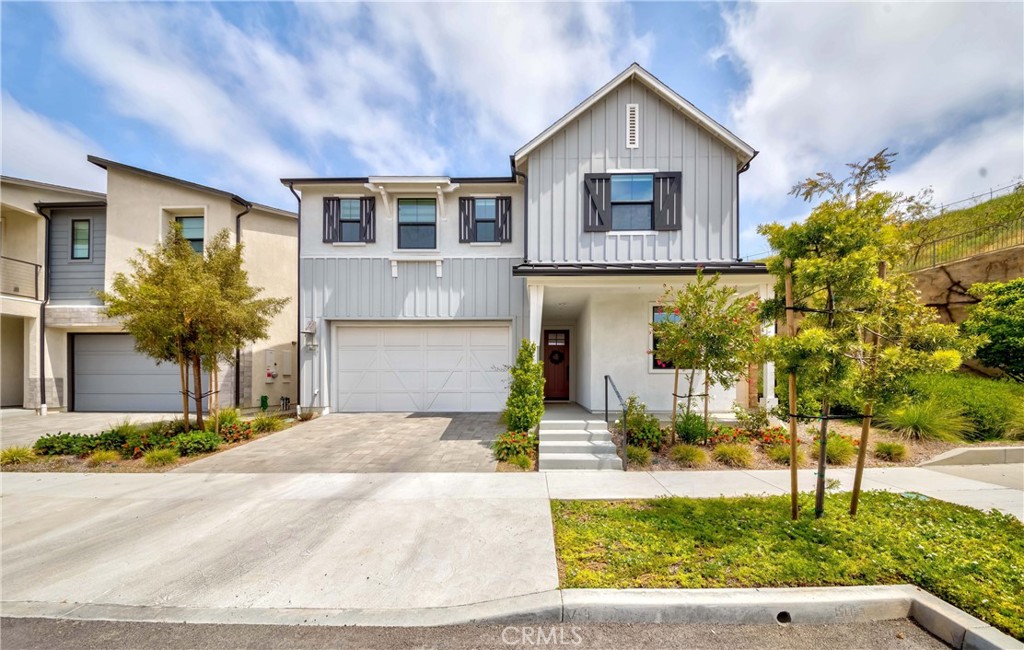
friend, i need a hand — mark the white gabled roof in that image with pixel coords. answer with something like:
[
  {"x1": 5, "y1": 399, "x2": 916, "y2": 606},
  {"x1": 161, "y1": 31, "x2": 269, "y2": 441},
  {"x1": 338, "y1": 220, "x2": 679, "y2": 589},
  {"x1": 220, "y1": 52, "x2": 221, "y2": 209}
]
[{"x1": 514, "y1": 63, "x2": 756, "y2": 166}]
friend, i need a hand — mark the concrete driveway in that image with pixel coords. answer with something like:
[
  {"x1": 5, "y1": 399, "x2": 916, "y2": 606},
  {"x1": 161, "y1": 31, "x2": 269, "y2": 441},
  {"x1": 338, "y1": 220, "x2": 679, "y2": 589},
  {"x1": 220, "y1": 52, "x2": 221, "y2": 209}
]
[
  {"x1": 0, "y1": 409, "x2": 176, "y2": 448},
  {"x1": 178, "y1": 413, "x2": 502, "y2": 473}
]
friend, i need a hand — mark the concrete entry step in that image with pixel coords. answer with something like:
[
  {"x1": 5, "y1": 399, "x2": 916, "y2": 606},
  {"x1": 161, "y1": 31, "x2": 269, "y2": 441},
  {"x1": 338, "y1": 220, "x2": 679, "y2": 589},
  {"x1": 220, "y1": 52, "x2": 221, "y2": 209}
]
[
  {"x1": 539, "y1": 452, "x2": 624, "y2": 471},
  {"x1": 540, "y1": 429, "x2": 614, "y2": 442},
  {"x1": 539, "y1": 419, "x2": 609, "y2": 432},
  {"x1": 539, "y1": 440, "x2": 618, "y2": 455}
]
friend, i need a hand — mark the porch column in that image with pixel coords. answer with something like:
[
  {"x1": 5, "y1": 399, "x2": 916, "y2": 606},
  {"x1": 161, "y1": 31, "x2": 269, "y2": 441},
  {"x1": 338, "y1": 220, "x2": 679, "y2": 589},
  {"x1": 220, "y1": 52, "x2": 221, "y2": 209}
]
[
  {"x1": 527, "y1": 284, "x2": 544, "y2": 358},
  {"x1": 760, "y1": 281, "x2": 778, "y2": 409}
]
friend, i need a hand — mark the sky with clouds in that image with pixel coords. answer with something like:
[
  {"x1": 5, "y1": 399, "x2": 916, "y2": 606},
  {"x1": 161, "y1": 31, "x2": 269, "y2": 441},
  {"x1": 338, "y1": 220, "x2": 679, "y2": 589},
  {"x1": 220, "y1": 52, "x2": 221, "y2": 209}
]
[{"x1": 2, "y1": 2, "x2": 1021, "y2": 256}]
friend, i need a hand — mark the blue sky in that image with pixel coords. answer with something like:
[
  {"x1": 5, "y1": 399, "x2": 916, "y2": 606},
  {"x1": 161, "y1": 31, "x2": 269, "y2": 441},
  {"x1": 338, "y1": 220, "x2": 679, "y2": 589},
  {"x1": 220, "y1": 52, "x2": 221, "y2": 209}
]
[{"x1": 2, "y1": 2, "x2": 1021, "y2": 257}]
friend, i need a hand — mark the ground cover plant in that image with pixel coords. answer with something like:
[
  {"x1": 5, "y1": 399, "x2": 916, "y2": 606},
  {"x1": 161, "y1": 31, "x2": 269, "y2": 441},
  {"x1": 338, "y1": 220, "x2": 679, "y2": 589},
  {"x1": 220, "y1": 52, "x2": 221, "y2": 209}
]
[
  {"x1": 905, "y1": 374, "x2": 1024, "y2": 440},
  {"x1": 552, "y1": 492, "x2": 1024, "y2": 638}
]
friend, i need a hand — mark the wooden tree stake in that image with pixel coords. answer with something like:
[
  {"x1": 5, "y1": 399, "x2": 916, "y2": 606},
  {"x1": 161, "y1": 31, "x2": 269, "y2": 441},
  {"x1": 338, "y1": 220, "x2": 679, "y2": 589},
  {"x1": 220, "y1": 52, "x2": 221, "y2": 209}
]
[{"x1": 785, "y1": 259, "x2": 799, "y2": 520}]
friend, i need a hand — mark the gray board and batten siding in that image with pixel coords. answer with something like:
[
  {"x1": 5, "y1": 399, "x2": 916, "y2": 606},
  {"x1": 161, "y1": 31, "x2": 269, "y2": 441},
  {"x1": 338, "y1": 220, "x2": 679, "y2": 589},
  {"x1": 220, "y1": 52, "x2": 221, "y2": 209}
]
[
  {"x1": 524, "y1": 78, "x2": 740, "y2": 264},
  {"x1": 48, "y1": 208, "x2": 106, "y2": 304}
]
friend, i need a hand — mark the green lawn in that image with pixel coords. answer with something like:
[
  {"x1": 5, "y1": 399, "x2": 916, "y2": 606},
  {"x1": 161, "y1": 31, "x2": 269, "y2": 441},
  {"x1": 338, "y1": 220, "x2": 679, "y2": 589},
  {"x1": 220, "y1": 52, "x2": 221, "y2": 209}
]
[{"x1": 552, "y1": 492, "x2": 1024, "y2": 639}]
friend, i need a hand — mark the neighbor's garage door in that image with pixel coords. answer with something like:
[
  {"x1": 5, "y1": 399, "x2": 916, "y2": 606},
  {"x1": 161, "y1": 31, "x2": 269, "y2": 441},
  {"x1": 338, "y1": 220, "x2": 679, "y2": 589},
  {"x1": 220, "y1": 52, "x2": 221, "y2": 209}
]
[
  {"x1": 334, "y1": 323, "x2": 511, "y2": 412},
  {"x1": 73, "y1": 334, "x2": 184, "y2": 412}
]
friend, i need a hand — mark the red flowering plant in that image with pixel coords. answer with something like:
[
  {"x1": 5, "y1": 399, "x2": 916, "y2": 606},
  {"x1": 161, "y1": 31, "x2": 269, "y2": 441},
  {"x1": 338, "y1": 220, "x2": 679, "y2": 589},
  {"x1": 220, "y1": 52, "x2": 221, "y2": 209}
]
[
  {"x1": 492, "y1": 430, "x2": 538, "y2": 462},
  {"x1": 219, "y1": 421, "x2": 255, "y2": 444},
  {"x1": 707, "y1": 426, "x2": 751, "y2": 446}
]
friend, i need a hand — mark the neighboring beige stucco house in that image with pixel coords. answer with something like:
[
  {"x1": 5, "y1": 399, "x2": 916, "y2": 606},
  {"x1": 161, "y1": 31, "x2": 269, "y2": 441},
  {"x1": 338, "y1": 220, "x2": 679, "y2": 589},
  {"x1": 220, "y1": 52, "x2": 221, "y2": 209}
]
[{"x1": 0, "y1": 159, "x2": 297, "y2": 414}]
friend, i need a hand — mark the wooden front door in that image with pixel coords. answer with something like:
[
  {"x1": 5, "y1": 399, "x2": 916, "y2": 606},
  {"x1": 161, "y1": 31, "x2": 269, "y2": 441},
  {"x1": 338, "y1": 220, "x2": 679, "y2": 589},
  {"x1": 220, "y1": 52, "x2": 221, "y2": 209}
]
[{"x1": 543, "y1": 330, "x2": 570, "y2": 400}]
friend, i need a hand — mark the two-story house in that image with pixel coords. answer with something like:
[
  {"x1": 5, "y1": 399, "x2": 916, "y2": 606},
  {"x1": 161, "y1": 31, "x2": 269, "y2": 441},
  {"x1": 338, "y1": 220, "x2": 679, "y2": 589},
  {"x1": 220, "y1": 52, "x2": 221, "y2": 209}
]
[
  {"x1": 287, "y1": 64, "x2": 775, "y2": 416},
  {"x1": 0, "y1": 158, "x2": 298, "y2": 414}
]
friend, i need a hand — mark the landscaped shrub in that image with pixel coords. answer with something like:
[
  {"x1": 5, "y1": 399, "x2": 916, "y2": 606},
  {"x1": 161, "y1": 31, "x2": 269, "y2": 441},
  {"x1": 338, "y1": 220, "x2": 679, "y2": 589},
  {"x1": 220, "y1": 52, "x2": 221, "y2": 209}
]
[
  {"x1": 250, "y1": 413, "x2": 284, "y2": 433},
  {"x1": 877, "y1": 400, "x2": 970, "y2": 442},
  {"x1": 669, "y1": 444, "x2": 707, "y2": 468},
  {"x1": 87, "y1": 450, "x2": 121, "y2": 466},
  {"x1": 507, "y1": 453, "x2": 532, "y2": 471},
  {"x1": 143, "y1": 448, "x2": 179, "y2": 467},
  {"x1": 766, "y1": 443, "x2": 805, "y2": 466},
  {"x1": 122, "y1": 428, "x2": 176, "y2": 459},
  {"x1": 809, "y1": 432, "x2": 857, "y2": 465},
  {"x1": 218, "y1": 422, "x2": 255, "y2": 444},
  {"x1": 674, "y1": 411, "x2": 709, "y2": 445},
  {"x1": 626, "y1": 445, "x2": 652, "y2": 467},
  {"x1": 713, "y1": 443, "x2": 754, "y2": 468},
  {"x1": 753, "y1": 426, "x2": 791, "y2": 447},
  {"x1": 33, "y1": 432, "x2": 97, "y2": 456},
  {"x1": 172, "y1": 430, "x2": 221, "y2": 456},
  {"x1": 874, "y1": 441, "x2": 907, "y2": 462},
  {"x1": 733, "y1": 405, "x2": 771, "y2": 434},
  {"x1": 906, "y1": 374, "x2": 1024, "y2": 440},
  {"x1": 708, "y1": 426, "x2": 750, "y2": 446},
  {"x1": 492, "y1": 430, "x2": 538, "y2": 462},
  {"x1": 215, "y1": 408, "x2": 241, "y2": 429},
  {"x1": 623, "y1": 395, "x2": 664, "y2": 450},
  {"x1": 296, "y1": 410, "x2": 317, "y2": 422},
  {"x1": 504, "y1": 339, "x2": 545, "y2": 433},
  {"x1": 1, "y1": 446, "x2": 37, "y2": 465}
]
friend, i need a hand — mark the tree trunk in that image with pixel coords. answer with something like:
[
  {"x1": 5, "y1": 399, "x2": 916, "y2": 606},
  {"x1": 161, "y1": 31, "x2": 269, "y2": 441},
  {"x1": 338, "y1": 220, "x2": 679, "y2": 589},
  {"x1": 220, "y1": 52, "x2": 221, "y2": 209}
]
[
  {"x1": 192, "y1": 356, "x2": 205, "y2": 431},
  {"x1": 670, "y1": 368, "x2": 680, "y2": 445},
  {"x1": 814, "y1": 285, "x2": 836, "y2": 519},
  {"x1": 850, "y1": 401, "x2": 873, "y2": 516},
  {"x1": 686, "y1": 369, "x2": 696, "y2": 415},
  {"x1": 702, "y1": 371, "x2": 710, "y2": 428},
  {"x1": 177, "y1": 343, "x2": 190, "y2": 432}
]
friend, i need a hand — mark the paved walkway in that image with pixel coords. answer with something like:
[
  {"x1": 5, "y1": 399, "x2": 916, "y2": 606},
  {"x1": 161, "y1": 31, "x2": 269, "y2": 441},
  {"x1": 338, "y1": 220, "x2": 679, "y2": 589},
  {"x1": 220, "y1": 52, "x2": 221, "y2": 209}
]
[
  {"x1": 0, "y1": 410, "x2": 176, "y2": 448},
  {"x1": 178, "y1": 413, "x2": 502, "y2": 473}
]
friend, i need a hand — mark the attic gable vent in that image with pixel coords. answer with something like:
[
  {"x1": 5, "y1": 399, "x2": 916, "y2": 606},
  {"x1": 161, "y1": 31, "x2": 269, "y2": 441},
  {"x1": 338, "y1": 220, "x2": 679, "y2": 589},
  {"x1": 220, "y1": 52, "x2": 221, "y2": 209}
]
[{"x1": 625, "y1": 103, "x2": 639, "y2": 149}]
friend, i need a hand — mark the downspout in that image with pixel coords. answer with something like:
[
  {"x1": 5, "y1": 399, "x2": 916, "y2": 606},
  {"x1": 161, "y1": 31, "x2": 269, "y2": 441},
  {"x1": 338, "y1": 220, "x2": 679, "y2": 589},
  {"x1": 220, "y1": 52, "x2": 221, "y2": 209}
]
[
  {"x1": 288, "y1": 182, "x2": 302, "y2": 412},
  {"x1": 736, "y1": 150, "x2": 759, "y2": 262},
  {"x1": 33, "y1": 204, "x2": 52, "y2": 416},
  {"x1": 233, "y1": 198, "x2": 252, "y2": 408},
  {"x1": 510, "y1": 155, "x2": 529, "y2": 262}
]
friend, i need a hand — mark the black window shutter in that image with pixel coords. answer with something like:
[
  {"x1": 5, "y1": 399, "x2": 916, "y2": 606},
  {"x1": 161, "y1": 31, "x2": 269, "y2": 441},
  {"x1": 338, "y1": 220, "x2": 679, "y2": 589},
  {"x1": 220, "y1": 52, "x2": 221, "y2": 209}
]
[
  {"x1": 323, "y1": 197, "x2": 340, "y2": 242},
  {"x1": 360, "y1": 197, "x2": 376, "y2": 242},
  {"x1": 459, "y1": 197, "x2": 476, "y2": 243},
  {"x1": 653, "y1": 172, "x2": 683, "y2": 231},
  {"x1": 496, "y1": 196, "x2": 512, "y2": 243},
  {"x1": 583, "y1": 173, "x2": 612, "y2": 232}
]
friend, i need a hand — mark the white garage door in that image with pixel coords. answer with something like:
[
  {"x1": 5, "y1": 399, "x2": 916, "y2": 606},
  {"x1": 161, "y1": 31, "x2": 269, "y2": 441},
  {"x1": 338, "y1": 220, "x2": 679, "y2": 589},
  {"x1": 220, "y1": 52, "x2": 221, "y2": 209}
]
[
  {"x1": 334, "y1": 323, "x2": 511, "y2": 412},
  {"x1": 73, "y1": 334, "x2": 184, "y2": 412}
]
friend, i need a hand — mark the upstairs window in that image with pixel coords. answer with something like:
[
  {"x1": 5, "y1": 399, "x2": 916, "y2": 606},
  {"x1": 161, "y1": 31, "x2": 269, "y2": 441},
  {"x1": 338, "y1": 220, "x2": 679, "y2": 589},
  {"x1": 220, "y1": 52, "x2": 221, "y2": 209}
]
[
  {"x1": 338, "y1": 199, "x2": 361, "y2": 243},
  {"x1": 71, "y1": 219, "x2": 91, "y2": 260},
  {"x1": 176, "y1": 216, "x2": 204, "y2": 253},
  {"x1": 610, "y1": 174, "x2": 654, "y2": 231},
  {"x1": 474, "y1": 198, "x2": 497, "y2": 242},
  {"x1": 397, "y1": 198, "x2": 436, "y2": 249},
  {"x1": 459, "y1": 196, "x2": 512, "y2": 243}
]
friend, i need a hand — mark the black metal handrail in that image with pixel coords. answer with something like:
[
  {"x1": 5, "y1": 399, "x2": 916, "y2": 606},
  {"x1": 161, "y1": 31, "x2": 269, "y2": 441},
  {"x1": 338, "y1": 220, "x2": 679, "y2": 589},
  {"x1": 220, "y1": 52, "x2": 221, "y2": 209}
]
[
  {"x1": 1, "y1": 255, "x2": 41, "y2": 300},
  {"x1": 604, "y1": 374, "x2": 629, "y2": 471},
  {"x1": 905, "y1": 215, "x2": 1024, "y2": 272}
]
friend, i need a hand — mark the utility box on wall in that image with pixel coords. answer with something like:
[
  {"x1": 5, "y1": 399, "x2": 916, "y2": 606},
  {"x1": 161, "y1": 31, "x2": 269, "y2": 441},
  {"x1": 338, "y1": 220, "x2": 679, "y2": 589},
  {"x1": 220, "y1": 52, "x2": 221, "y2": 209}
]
[{"x1": 265, "y1": 349, "x2": 277, "y2": 383}]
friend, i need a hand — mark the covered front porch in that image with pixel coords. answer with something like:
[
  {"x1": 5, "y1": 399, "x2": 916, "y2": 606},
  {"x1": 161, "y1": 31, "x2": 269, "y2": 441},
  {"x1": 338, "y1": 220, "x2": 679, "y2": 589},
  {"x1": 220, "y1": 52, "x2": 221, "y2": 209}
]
[{"x1": 525, "y1": 274, "x2": 776, "y2": 418}]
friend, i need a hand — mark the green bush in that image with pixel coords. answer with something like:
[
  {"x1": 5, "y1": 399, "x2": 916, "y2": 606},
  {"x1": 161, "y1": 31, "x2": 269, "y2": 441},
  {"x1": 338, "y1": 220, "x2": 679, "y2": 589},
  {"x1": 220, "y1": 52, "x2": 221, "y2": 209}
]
[
  {"x1": 507, "y1": 453, "x2": 532, "y2": 470},
  {"x1": 122, "y1": 428, "x2": 176, "y2": 459},
  {"x1": 171, "y1": 431, "x2": 221, "y2": 456},
  {"x1": 33, "y1": 432, "x2": 94, "y2": 456},
  {"x1": 492, "y1": 431, "x2": 538, "y2": 462},
  {"x1": 250, "y1": 413, "x2": 284, "y2": 434},
  {"x1": 874, "y1": 441, "x2": 908, "y2": 462},
  {"x1": 674, "y1": 411, "x2": 710, "y2": 445},
  {"x1": 961, "y1": 277, "x2": 1024, "y2": 382},
  {"x1": 810, "y1": 433, "x2": 857, "y2": 465},
  {"x1": 906, "y1": 374, "x2": 1024, "y2": 440},
  {"x1": 504, "y1": 340, "x2": 545, "y2": 433},
  {"x1": 1, "y1": 446, "x2": 37, "y2": 465},
  {"x1": 218, "y1": 422, "x2": 255, "y2": 444},
  {"x1": 669, "y1": 444, "x2": 707, "y2": 468},
  {"x1": 713, "y1": 443, "x2": 754, "y2": 468},
  {"x1": 87, "y1": 450, "x2": 121, "y2": 466},
  {"x1": 623, "y1": 395, "x2": 665, "y2": 450},
  {"x1": 143, "y1": 448, "x2": 179, "y2": 467},
  {"x1": 215, "y1": 408, "x2": 241, "y2": 429},
  {"x1": 877, "y1": 399, "x2": 970, "y2": 442},
  {"x1": 626, "y1": 445, "x2": 652, "y2": 467},
  {"x1": 766, "y1": 443, "x2": 805, "y2": 466},
  {"x1": 733, "y1": 405, "x2": 771, "y2": 434}
]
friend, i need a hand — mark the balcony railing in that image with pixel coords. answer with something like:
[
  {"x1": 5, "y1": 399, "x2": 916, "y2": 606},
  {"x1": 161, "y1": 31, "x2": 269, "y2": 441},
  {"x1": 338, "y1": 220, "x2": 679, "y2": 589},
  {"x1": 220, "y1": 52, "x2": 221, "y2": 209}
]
[
  {"x1": 904, "y1": 215, "x2": 1024, "y2": 272},
  {"x1": 1, "y1": 256, "x2": 41, "y2": 300}
]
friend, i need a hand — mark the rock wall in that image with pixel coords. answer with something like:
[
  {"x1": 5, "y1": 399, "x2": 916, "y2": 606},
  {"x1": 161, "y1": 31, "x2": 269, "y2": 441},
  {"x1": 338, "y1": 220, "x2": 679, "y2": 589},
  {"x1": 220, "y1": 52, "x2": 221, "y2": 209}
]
[{"x1": 911, "y1": 245, "x2": 1024, "y2": 324}]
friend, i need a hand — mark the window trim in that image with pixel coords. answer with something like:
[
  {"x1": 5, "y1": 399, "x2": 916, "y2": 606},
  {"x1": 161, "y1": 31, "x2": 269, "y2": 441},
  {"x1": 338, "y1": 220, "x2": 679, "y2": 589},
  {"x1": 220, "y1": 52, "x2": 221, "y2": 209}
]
[
  {"x1": 609, "y1": 173, "x2": 655, "y2": 232},
  {"x1": 69, "y1": 218, "x2": 92, "y2": 261},
  {"x1": 396, "y1": 197, "x2": 438, "y2": 251}
]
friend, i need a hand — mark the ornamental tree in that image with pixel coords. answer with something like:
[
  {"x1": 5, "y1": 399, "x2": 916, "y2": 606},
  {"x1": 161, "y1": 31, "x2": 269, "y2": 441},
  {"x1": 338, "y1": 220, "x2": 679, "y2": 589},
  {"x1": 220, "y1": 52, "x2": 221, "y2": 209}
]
[
  {"x1": 962, "y1": 278, "x2": 1024, "y2": 382},
  {"x1": 759, "y1": 150, "x2": 970, "y2": 518},
  {"x1": 652, "y1": 270, "x2": 761, "y2": 442},
  {"x1": 504, "y1": 339, "x2": 545, "y2": 433}
]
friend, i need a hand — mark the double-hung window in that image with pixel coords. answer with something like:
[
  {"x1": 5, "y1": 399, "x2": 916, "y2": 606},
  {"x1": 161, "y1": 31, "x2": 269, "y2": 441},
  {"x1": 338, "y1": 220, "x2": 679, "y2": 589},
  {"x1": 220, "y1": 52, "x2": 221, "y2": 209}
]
[
  {"x1": 337, "y1": 199, "x2": 361, "y2": 243},
  {"x1": 610, "y1": 174, "x2": 654, "y2": 231},
  {"x1": 474, "y1": 198, "x2": 497, "y2": 243},
  {"x1": 176, "y1": 216, "x2": 204, "y2": 253},
  {"x1": 397, "y1": 199, "x2": 436, "y2": 249},
  {"x1": 71, "y1": 219, "x2": 91, "y2": 260},
  {"x1": 651, "y1": 306, "x2": 679, "y2": 370}
]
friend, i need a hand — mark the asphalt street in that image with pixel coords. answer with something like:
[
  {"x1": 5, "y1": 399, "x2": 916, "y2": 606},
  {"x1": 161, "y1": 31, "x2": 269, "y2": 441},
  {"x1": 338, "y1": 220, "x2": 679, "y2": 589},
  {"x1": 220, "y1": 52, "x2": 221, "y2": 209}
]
[{"x1": 0, "y1": 617, "x2": 950, "y2": 650}]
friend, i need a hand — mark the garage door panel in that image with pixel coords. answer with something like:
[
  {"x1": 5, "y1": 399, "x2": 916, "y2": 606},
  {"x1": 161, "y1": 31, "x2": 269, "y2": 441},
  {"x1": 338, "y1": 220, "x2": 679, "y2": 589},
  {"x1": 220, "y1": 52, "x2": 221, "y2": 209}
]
[{"x1": 335, "y1": 324, "x2": 510, "y2": 413}]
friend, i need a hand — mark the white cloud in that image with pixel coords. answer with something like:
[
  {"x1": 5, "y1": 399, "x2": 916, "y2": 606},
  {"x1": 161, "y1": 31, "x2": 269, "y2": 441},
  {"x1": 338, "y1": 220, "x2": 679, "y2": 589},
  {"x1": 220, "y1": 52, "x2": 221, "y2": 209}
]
[
  {"x1": 718, "y1": 2, "x2": 1024, "y2": 205},
  {"x1": 0, "y1": 93, "x2": 106, "y2": 191}
]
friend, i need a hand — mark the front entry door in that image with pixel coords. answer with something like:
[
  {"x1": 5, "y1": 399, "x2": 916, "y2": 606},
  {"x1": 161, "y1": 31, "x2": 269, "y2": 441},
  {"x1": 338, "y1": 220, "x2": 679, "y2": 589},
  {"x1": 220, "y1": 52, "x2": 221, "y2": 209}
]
[{"x1": 543, "y1": 330, "x2": 570, "y2": 400}]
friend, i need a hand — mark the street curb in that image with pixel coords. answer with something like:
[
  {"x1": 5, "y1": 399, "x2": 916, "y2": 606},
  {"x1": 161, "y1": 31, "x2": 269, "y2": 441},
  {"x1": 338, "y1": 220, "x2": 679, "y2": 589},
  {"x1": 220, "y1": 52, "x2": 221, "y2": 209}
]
[
  {"x1": 920, "y1": 447, "x2": 1024, "y2": 467},
  {"x1": 3, "y1": 585, "x2": 1021, "y2": 648}
]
